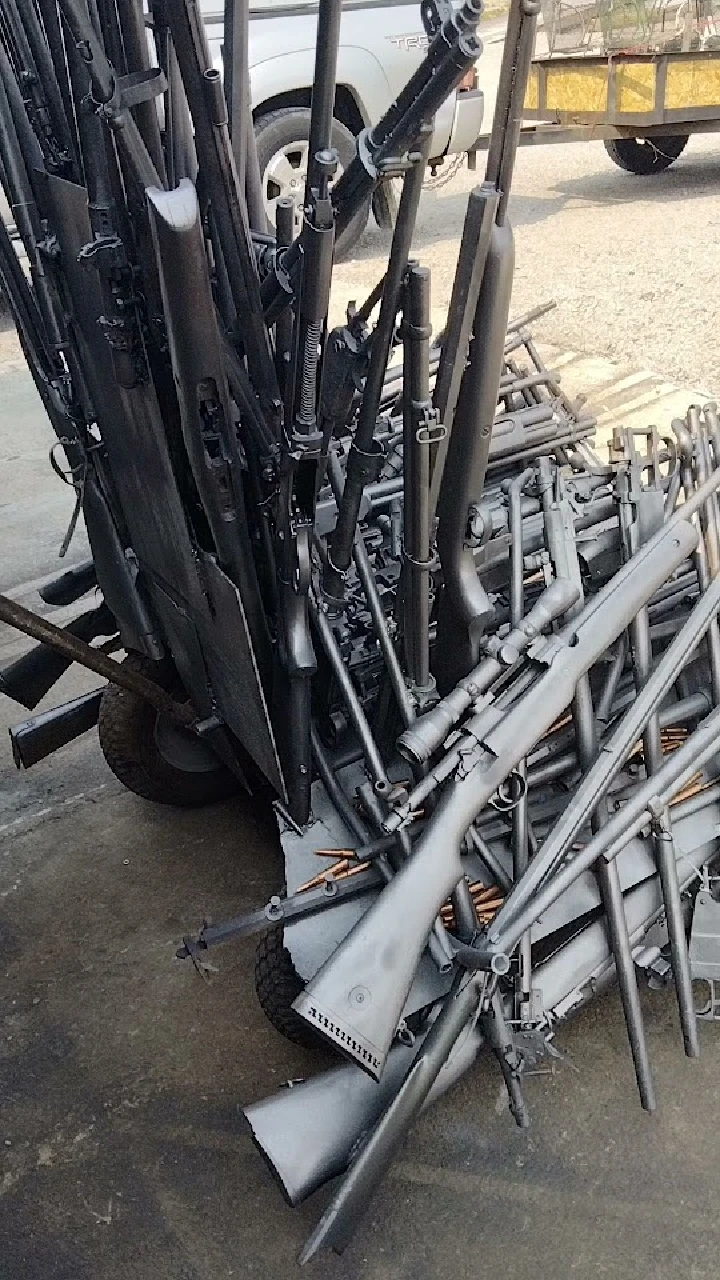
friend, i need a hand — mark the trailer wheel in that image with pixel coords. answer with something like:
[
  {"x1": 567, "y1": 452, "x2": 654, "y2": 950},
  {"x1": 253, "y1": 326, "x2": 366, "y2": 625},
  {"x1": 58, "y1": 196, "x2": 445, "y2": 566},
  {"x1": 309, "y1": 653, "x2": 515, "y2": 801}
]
[
  {"x1": 254, "y1": 107, "x2": 370, "y2": 259},
  {"x1": 98, "y1": 653, "x2": 238, "y2": 807},
  {"x1": 255, "y1": 924, "x2": 320, "y2": 1049},
  {"x1": 603, "y1": 134, "x2": 689, "y2": 175}
]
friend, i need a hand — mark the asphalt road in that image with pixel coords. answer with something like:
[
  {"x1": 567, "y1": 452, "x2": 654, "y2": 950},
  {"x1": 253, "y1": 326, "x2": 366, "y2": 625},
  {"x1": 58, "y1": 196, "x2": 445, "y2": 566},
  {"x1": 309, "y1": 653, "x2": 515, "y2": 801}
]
[{"x1": 3, "y1": 20, "x2": 720, "y2": 1280}]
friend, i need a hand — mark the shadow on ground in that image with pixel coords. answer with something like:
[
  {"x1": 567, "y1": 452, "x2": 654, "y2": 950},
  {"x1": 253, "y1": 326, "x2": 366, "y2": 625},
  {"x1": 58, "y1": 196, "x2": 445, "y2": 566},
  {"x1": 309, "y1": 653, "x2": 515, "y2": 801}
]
[{"x1": 346, "y1": 143, "x2": 720, "y2": 269}]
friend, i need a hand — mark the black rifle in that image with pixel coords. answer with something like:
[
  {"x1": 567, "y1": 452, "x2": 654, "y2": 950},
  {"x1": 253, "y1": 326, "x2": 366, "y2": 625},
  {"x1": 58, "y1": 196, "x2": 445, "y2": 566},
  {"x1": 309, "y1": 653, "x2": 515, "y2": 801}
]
[
  {"x1": 322, "y1": 125, "x2": 433, "y2": 607},
  {"x1": 162, "y1": 0, "x2": 279, "y2": 423},
  {"x1": 433, "y1": 0, "x2": 540, "y2": 690},
  {"x1": 271, "y1": 0, "x2": 343, "y2": 823},
  {"x1": 261, "y1": 0, "x2": 484, "y2": 326}
]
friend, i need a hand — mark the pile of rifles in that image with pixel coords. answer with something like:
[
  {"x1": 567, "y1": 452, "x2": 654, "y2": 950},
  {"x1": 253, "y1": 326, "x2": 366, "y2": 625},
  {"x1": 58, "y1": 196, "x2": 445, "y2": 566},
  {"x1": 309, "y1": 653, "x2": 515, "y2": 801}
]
[{"x1": 2, "y1": 0, "x2": 720, "y2": 1260}]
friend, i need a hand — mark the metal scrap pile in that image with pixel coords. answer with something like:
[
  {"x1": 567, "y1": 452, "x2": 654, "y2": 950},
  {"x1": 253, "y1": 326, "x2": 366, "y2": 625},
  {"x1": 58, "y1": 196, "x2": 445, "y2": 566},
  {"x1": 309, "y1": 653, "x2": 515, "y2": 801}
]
[{"x1": 2, "y1": 0, "x2": 720, "y2": 1263}]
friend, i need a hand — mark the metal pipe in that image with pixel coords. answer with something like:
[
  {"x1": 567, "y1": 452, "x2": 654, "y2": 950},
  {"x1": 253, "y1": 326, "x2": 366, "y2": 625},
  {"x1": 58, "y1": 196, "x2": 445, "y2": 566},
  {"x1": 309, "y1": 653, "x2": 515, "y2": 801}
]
[
  {"x1": 691, "y1": 406, "x2": 720, "y2": 579},
  {"x1": 468, "y1": 825, "x2": 513, "y2": 894},
  {"x1": 506, "y1": 300, "x2": 557, "y2": 333},
  {"x1": 434, "y1": 219, "x2": 515, "y2": 690},
  {"x1": 0, "y1": 593, "x2": 196, "y2": 726},
  {"x1": 326, "y1": 451, "x2": 415, "y2": 728},
  {"x1": 0, "y1": 29, "x2": 46, "y2": 198},
  {"x1": 673, "y1": 417, "x2": 720, "y2": 705},
  {"x1": 244, "y1": 99, "x2": 265, "y2": 231},
  {"x1": 355, "y1": 531, "x2": 417, "y2": 729},
  {"x1": 325, "y1": 127, "x2": 432, "y2": 598},
  {"x1": 401, "y1": 263, "x2": 435, "y2": 694},
  {"x1": 299, "y1": 972, "x2": 490, "y2": 1263},
  {"x1": 541, "y1": 456, "x2": 656, "y2": 1106},
  {"x1": 483, "y1": 0, "x2": 523, "y2": 192},
  {"x1": 309, "y1": 596, "x2": 388, "y2": 786},
  {"x1": 274, "y1": 195, "x2": 295, "y2": 403},
  {"x1": 310, "y1": 723, "x2": 370, "y2": 844},
  {"x1": 304, "y1": 0, "x2": 342, "y2": 194},
  {"x1": 450, "y1": 880, "x2": 479, "y2": 943},
  {"x1": 113, "y1": 0, "x2": 167, "y2": 182},
  {"x1": 223, "y1": 0, "x2": 249, "y2": 186},
  {"x1": 485, "y1": 700, "x2": 720, "y2": 962},
  {"x1": 526, "y1": 691, "x2": 711, "y2": 788},
  {"x1": 509, "y1": 469, "x2": 533, "y2": 626},
  {"x1": 0, "y1": 602, "x2": 115, "y2": 709},
  {"x1": 295, "y1": 518, "x2": 696, "y2": 1075},
  {"x1": 429, "y1": 183, "x2": 499, "y2": 512},
  {"x1": 629, "y1": 608, "x2": 699, "y2": 1059},
  {"x1": 596, "y1": 635, "x2": 627, "y2": 725},
  {"x1": 57, "y1": 0, "x2": 163, "y2": 189},
  {"x1": 578, "y1": 671, "x2": 657, "y2": 1108},
  {"x1": 0, "y1": 211, "x2": 56, "y2": 380},
  {"x1": 509, "y1": 467, "x2": 533, "y2": 1023},
  {"x1": 17, "y1": 0, "x2": 78, "y2": 166},
  {"x1": 492, "y1": 561, "x2": 720, "y2": 939},
  {"x1": 0, "y1": 64, "x2": 64, "y2": 352},
  {"x1": 494, "y1": 0, "x2": 540, "y2": 225},
  {"x1": 618, "y1": 440, "x2": 699, "y2": 1058}
]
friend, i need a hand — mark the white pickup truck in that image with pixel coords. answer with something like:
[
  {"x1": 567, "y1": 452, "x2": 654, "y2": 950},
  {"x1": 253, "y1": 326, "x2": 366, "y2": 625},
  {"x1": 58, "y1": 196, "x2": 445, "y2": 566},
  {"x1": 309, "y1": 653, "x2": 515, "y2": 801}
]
[
  {"x1": 202, "y1": 0, "x2": 485, "y2": 255},
  {"x1": 0, "y1": 3, "x2": 484, "y2": 258}
]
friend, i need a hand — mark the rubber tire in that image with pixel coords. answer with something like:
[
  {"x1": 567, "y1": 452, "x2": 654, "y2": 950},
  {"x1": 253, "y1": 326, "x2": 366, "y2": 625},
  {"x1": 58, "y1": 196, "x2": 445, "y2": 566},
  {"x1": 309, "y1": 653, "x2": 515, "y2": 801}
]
[
  {"x1": 603, "y1": 134, "x2": 689, "y2": 175},
  {"x1": 255, "y1": 924, "x2": 320, "y2": 1049},
  {"x1": 98, "y1": 653, "x2": 239, "y2": 807},
  {"x1": 254, "y1": 107, "x2": 370, "y2": 260}
]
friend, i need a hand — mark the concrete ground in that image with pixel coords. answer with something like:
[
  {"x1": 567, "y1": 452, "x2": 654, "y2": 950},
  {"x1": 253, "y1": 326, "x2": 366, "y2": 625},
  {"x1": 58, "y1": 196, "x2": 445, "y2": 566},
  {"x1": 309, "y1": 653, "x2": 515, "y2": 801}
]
[
  {"x1": 5, "y1": 18, "x2": 720, "y2": 1279},
  {"x1": 4, "y1": 690, "x2": 720, "y2": 1280}
]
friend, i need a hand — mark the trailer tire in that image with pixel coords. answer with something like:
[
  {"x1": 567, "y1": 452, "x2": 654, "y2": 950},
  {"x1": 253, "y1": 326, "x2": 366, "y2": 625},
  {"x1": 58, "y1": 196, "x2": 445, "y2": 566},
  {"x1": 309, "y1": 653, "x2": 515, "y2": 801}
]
[
  {"x1": 98, "y1": 653, "x2": 238, "y2": 807},
  {"x1": 254, "y1": 107, "x2": 370, "y2": 259},
  {"x1": 255, "y1": 924, "x2": 320, "y2": 1049},
  {"x1": 603, "y1": 134, "x2": 689, "y2": 175}
]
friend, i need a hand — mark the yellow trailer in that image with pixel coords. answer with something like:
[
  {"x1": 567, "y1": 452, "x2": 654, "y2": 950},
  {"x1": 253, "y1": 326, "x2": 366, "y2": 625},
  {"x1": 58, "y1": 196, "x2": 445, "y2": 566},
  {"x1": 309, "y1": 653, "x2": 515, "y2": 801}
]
[
  {"x1": 468, "y1": 0, "x2": 720, "y2": 172},
  {"x1": 518, "y1": 47, "x2": 720, "y2": 171}
]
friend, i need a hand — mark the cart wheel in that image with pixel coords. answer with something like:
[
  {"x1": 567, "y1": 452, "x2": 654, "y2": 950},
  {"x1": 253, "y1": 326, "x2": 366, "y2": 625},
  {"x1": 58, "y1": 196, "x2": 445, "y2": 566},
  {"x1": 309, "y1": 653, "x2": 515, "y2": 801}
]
[
  {"x1": 603, "y1": 134, "x2": 689, "y2": 175},
  {"x1": 98, "y1": 653, "x2": 239, "y2": 807},
  {"x1": 255, "y1": 925, "x2": 321, "y2": 1049}
]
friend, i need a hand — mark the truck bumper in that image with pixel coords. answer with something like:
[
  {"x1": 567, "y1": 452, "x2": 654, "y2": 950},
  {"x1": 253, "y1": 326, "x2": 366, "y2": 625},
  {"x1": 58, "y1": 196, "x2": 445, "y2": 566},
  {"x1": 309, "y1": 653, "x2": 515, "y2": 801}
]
[{"x1": 447, "y1": 88, "x2": 485, "y2": 155}]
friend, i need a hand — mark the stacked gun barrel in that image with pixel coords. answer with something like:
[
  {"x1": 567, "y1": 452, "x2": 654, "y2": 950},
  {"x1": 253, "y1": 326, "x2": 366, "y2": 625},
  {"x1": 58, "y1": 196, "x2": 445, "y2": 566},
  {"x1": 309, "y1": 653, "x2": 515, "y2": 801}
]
[{"x1": 3, "y1": 0, "x2": 720, "y2": 1261}]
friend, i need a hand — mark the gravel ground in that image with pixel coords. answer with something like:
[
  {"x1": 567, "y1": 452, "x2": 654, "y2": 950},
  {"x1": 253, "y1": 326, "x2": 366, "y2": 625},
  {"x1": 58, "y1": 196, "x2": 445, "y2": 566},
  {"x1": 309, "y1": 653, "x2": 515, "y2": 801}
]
[{"x1": 333, "y1": 129, "x2": 720, "y2": 394}]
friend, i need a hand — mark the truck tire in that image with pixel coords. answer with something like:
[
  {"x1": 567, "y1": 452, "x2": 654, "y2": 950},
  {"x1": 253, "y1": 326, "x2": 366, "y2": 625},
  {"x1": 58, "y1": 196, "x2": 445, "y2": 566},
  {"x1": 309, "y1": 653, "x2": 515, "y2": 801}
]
[
  {"x1": 254, "y1": 107, "x2": 370, "y2": 260},
  {"x1": 603, "y1": 134, "x2": 689, "y2": 175},
  {"x1": 255, "y1": 924, "x2": 321, "y2": 1049},
  {"x1": 98, "y1": 653, "x2": 238, "y2": 807}
]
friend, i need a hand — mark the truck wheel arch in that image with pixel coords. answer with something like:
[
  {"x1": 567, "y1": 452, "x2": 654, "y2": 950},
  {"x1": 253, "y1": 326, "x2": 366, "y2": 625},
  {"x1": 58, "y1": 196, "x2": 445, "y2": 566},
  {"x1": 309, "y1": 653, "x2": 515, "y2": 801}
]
[
  {"x1": 252, "y1": 84, "x2": 367, "y2": 137},
  {"x1": 250, "y1": 44, "x2": 390, "y2": 132}
]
